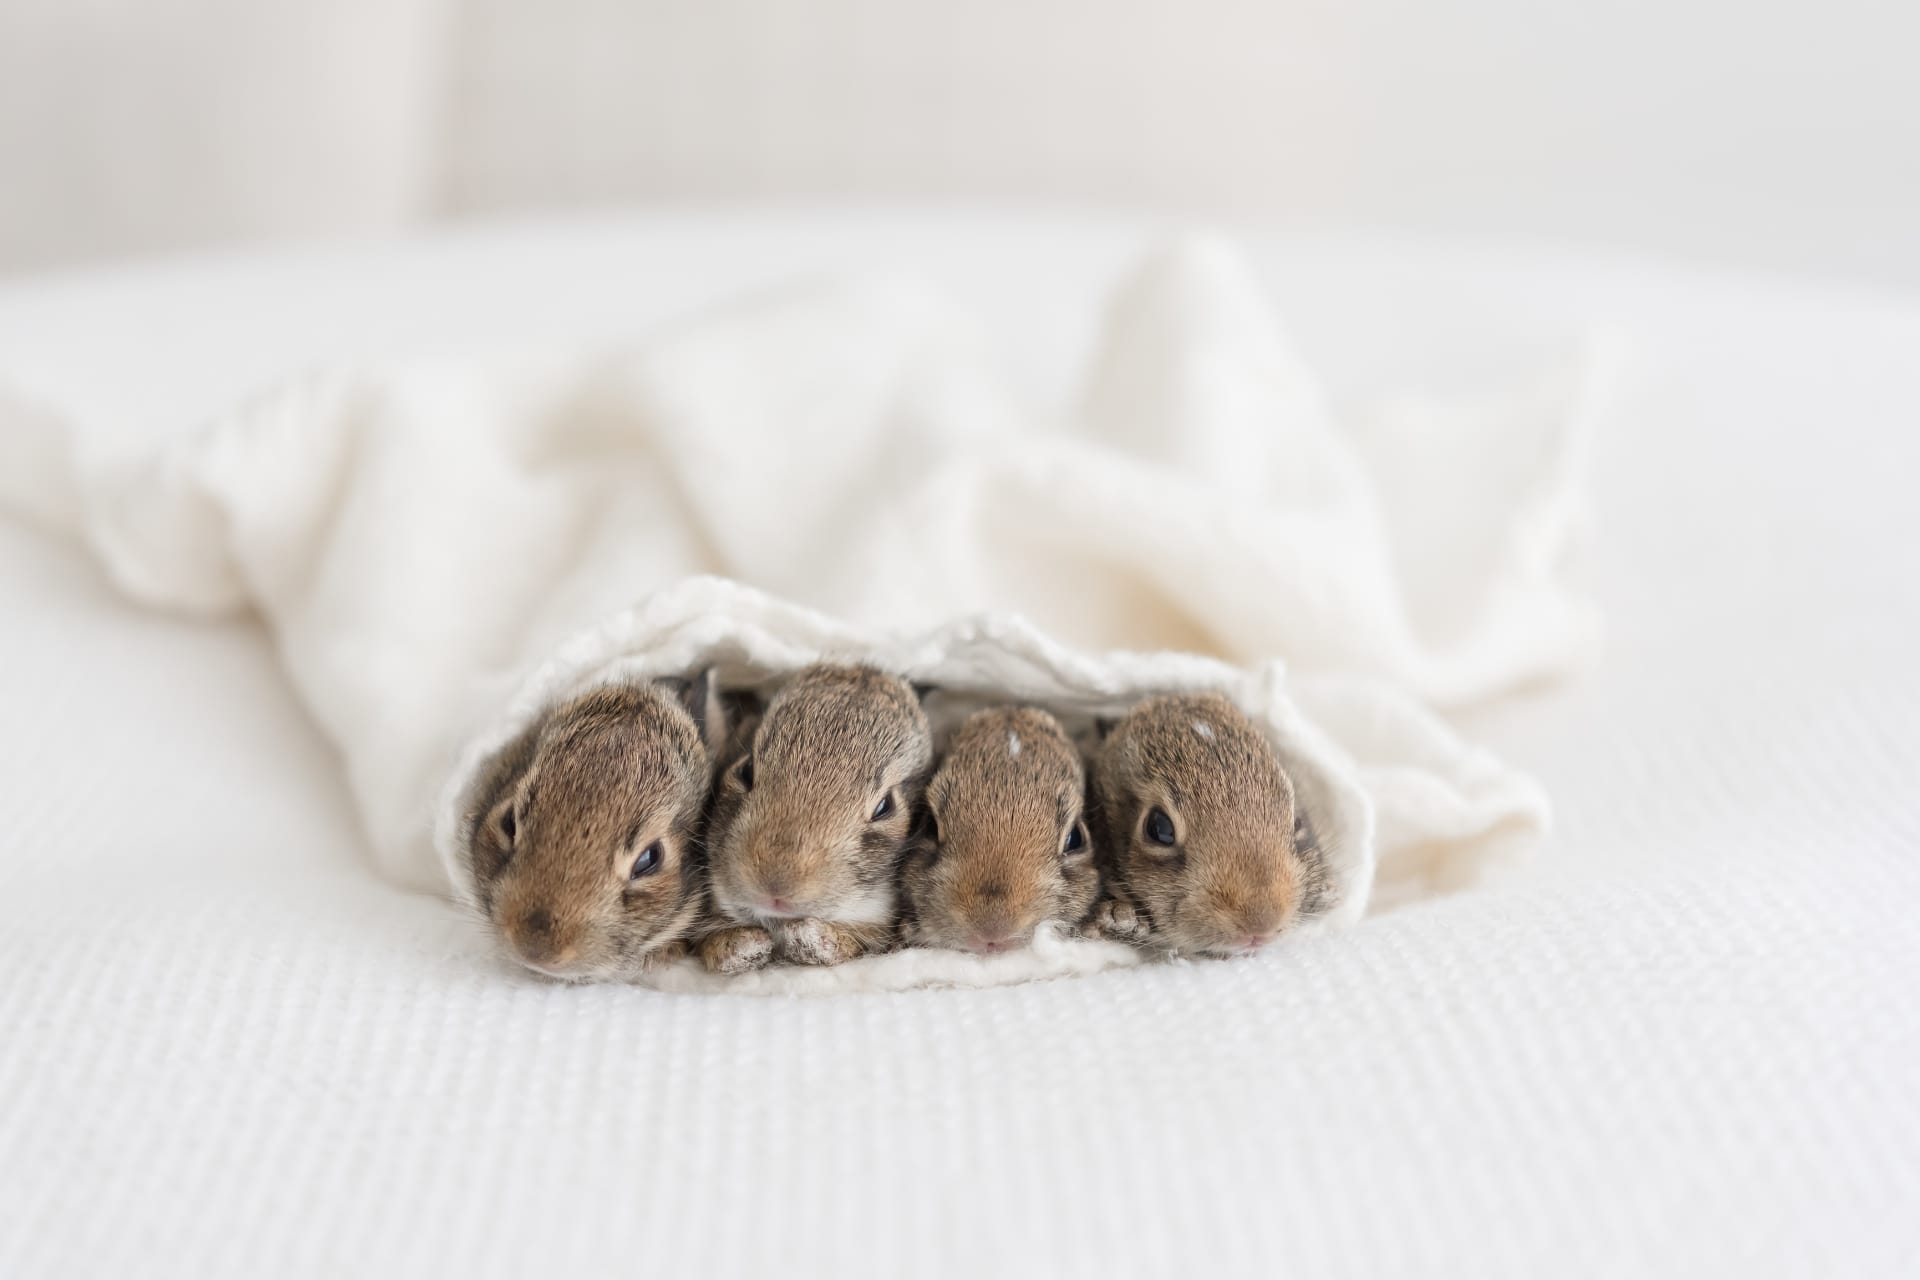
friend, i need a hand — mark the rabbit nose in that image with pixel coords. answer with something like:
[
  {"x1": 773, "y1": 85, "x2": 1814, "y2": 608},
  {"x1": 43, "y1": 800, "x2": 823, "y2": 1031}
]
[
  {"x1": 1234, "y1": 902, "x2": 1284, "y2": 940},
  {"x1": 516, "y1": 907, "x2": 553, "y2": 949},
  {"x1": 969, "y1": 925, "x2": 1022, "y2": 954},
  {"x1": 967, "y1": 906, "x2": 1026, "y2": 953},
  {"x1": 509, "y1": 909, "x2": 579, "y2": 968},
  {"x1": 749, "y1": 871, "x2": 798, "y2": 916}
]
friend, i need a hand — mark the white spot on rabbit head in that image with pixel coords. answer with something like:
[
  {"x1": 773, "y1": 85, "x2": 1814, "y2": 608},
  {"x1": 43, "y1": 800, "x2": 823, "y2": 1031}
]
[
  {"x1": 1007, "y1": 731, "x2": 1022, "y2": 757},
  {"x1": 1191, "y1": 720, "x2": 1215, "y2": 741}
]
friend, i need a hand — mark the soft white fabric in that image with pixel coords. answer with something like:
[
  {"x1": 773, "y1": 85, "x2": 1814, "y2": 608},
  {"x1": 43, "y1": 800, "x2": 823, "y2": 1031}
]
[
  {"x1": 1, "y1": 215, "x2": 1913, "y2": 1276},
  {"x1": 0, "y1": 237, "x2": 1588, "y2": 992}
]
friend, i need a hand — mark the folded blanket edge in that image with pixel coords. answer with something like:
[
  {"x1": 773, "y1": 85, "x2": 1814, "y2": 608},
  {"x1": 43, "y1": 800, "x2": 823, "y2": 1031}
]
[{"x1": 432, "y1": 575, "x2": 1382, "y2": 995}]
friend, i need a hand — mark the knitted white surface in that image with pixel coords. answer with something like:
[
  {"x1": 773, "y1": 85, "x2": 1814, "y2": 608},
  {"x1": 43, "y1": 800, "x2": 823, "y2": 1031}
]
[
  {"x1": 3, "y1": 218, "x2": 1915, "y2": 1277},
  {"x1": 0, "y1": 236, "x2": 1597, "y2": 992}
]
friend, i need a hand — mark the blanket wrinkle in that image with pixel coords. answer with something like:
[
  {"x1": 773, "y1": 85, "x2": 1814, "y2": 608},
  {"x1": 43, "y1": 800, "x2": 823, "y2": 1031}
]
[{"x1": 0, "y1": 234, "x2": 1603, "y2": 992}]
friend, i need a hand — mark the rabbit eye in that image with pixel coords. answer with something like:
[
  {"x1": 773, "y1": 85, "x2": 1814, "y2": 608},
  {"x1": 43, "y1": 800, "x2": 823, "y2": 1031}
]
[
  {"x1": 733, "y1": 756, "x2": 755, "y2": 790},
  {"x1": 870, "y1": 791, "x2": 896, "y2": 822},
  {"x1": 1063, "y1": 822, "x2": 1088, "y2": 855},
  {"x1": 488, "y1": 797, "x2": 519, "y2": 852},
  {"x1": 629, "y1": 841, "x2": 665, "y2": 881},
  {"x1": 1144, "y1": 807, "x2": 1177, "y2": 847}
]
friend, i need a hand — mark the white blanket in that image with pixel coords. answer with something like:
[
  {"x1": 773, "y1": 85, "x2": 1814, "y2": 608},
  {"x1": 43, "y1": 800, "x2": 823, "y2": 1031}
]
[{"x1": 0, "y1": 236, "x2": 1600, "y2": 991}]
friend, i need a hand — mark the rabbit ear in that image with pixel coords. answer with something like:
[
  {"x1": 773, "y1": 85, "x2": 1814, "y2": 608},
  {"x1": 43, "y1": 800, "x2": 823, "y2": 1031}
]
[
  {"x1": 653, "y1": 672, "x2": 693, "y2": 716},
  {"x1": 907, "y1": 794, "x2": 939, "y2": 844},
  {"x1": 717, "y1": 688, "x2": 766, "y2": 761},
  {"x1": 466, "y1": 710, "x2": 545, "y2": 877},
  {"x1": 665, "y1": 669, "x2": 730, "y2": 757}
]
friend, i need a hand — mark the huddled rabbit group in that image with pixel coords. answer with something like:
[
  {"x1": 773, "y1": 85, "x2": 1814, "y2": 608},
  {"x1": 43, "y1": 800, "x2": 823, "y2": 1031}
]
[{"x1": 465, "y1": 663, "x2": 1327, "y2": 980}]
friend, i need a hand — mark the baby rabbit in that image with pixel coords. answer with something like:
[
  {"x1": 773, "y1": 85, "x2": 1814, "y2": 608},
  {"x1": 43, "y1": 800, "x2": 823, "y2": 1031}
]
[
  {"x1": 701, "y1": 663, "x2": 932, "y2": 972},
  {"x1": 1087, "y1": 692, "x2": 1328, "y2": 957},
  {"x1": 463, "y1": 672, "x2": 743, "y2": 981},
  {"x1": 900, "y1": 707, "x2": 1101, "y2": 953}
]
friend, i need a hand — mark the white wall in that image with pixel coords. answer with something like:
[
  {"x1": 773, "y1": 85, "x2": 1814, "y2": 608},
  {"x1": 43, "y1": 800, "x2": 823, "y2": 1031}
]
[
  {"x1": 0, "y1": 0, "x2": 450, "y2": 273},
  {"x1": 3, "y1": 0, "x2": 1918, "y2": 287}
]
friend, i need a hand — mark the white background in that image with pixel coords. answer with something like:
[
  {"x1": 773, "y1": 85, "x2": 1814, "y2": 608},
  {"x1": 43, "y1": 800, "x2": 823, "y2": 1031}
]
[
  {"x1": 4, "y1": 5, "x2": 1919, "y2": 1274},
  {"x1": 2, "y1": 0, "x2": 1916, "y2": 287}
]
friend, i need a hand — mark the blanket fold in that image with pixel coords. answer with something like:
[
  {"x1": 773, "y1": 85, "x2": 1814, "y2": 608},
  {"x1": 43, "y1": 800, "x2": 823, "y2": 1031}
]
[{"x1": 0, "y1": 235, "x2": 1602, "y2": 992}]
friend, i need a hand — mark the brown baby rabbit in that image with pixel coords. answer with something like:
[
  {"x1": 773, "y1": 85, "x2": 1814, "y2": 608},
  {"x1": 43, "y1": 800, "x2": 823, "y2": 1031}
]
[
  {"x1": 1087, "y1": 692, "x2": 1328, "y2": 957},
  {"x1": 900, "y1": 707, "x2": 1101, "y2": 953},
  {"x1": 464, "y1": 671, "x2": 746, "y2": 981},
  {"x1": 701, "y1": 663, "x2": 932, "y2": 972}
]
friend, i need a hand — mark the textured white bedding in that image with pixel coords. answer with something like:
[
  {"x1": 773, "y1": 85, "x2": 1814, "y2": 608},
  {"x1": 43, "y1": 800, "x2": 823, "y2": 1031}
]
[{"x1": 1, "y1": 213, "x2": 1916, "y2": 1276}]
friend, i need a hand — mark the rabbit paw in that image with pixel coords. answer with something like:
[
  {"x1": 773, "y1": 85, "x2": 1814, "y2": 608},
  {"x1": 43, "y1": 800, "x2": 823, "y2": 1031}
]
[
  {"x1": 701, "y1": 925, "x2": 774, "y2": 975},
  {"x1": 778, "y1": 918, "x2": 865, "y2": 966},
  {"x1": 1087, "y1": 898, "x2": 1152, "y2": 946}
]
